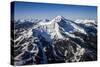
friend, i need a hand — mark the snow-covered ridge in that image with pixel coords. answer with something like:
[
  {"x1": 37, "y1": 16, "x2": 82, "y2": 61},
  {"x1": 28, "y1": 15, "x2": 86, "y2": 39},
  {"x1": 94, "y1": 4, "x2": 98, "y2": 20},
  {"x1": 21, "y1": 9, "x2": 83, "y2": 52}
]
[
  {"x1": 15, "y1": 16, "x2": 96, "y2": 40},
  {"x1": 13, "y1": 15, "x2": 97, "y2": 65},
  {"x1": 36, "y1": 16, "x2": 87, "y2": 39},
  {"x1": 75, "y1": 19, "x2": 96, "y2": 24}
]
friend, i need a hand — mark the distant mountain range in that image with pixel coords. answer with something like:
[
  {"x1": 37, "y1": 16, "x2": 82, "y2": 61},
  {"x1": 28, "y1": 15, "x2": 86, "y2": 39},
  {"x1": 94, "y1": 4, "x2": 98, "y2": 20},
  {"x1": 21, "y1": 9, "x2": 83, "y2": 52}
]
[{"x1": 11, "y1": 16, "x2": 97, "y2": 65}]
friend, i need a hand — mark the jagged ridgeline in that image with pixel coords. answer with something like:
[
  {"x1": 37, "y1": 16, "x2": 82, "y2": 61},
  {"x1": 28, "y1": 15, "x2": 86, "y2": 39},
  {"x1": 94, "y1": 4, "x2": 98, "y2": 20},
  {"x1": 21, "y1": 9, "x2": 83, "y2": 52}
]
[
  {"x1": 11, "y1": 2, "x2": 97, "y2": 66},
  {"x1": 11, "y1": 15, "x2": 97, "y2": 65}
]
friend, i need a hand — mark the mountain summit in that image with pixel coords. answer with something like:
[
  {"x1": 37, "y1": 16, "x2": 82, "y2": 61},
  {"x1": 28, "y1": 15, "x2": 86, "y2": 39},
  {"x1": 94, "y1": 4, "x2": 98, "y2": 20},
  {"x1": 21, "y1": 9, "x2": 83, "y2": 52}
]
[{"x1": 33, "y1": 16, "x2": 87, "y2": 39}]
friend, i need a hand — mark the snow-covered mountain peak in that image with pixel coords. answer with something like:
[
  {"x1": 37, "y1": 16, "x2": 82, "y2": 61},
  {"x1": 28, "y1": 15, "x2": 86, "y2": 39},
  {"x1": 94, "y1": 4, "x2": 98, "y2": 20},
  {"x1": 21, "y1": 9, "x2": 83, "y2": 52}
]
[
  {"x1": 36, "y1": 16, "x2": 87, "y2": 39},
  {"x1": 51, "y1": 15, "x2": 65, "y2": 22},
  {"x1": 55, "y1": 15, "x2": 64, "y2": 19}
]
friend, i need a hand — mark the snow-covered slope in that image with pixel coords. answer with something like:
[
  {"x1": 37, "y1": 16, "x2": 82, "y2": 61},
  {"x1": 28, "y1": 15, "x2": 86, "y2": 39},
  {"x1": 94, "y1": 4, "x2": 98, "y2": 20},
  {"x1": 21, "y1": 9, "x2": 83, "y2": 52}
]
[
  {"x1": 12, "y1": 16, "x2": 97, "y2": 65},
  {"x1": 51, "y1": 16, "x2": 87, "y2": 34},
  {"x1": 75, "y1": 19, "x2": 97, "y2": 25},
  {"x1": 33, "y1": 16, "x2": 87, "y2": 39}
]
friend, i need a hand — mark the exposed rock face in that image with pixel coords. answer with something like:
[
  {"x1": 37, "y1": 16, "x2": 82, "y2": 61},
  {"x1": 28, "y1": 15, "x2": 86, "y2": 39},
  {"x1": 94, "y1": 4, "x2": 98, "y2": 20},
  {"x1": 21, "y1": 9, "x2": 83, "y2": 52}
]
[{"x1": 11, "y1": 16, "x2": 97, "y2": 65}]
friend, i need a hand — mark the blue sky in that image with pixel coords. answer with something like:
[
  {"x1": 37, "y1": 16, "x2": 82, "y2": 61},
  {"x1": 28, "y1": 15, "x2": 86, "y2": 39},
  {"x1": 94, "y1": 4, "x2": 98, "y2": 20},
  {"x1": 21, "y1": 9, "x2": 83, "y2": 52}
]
[{"x1": 13, "y1": 1, "x2": 97, "y2": 21}]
